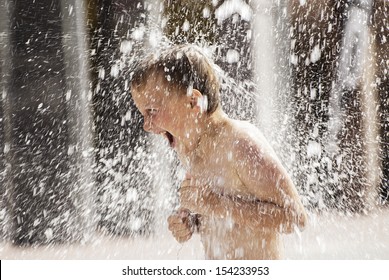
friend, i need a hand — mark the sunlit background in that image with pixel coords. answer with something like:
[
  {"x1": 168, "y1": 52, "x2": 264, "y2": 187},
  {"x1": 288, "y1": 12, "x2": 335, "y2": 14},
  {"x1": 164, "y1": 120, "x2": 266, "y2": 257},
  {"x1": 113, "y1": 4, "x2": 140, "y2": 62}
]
[{"x1": 0, "y1": 0, "x2": 388, "y2": 259}]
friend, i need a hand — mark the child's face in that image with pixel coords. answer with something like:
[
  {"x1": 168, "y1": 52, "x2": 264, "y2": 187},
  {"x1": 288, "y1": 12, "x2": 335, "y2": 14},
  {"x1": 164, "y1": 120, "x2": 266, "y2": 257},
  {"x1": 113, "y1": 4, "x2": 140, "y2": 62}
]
[{"x1": 131, "y1": 72, "x2": 195, "y2": 150}]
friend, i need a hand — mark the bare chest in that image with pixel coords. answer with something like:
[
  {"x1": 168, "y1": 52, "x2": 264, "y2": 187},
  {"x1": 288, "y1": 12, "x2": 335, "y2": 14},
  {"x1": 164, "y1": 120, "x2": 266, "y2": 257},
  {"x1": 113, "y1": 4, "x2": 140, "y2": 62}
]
[{"x1": 188, "y1": 151, "x2": 249, "y2": 197}]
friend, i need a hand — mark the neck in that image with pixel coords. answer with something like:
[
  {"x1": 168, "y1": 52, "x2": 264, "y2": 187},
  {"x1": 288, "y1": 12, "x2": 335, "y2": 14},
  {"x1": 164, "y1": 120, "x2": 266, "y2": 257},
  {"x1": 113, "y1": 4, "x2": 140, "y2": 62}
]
[{"x1": 179, "y1": 107, "x2": 226, "y2": 162}]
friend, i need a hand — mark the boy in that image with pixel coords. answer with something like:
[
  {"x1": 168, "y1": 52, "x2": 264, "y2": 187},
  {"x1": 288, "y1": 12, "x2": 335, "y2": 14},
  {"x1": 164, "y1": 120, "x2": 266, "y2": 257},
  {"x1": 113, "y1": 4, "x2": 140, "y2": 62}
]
[{"x1": 131, "y1": 45, "x2": 307, "y2": 259}]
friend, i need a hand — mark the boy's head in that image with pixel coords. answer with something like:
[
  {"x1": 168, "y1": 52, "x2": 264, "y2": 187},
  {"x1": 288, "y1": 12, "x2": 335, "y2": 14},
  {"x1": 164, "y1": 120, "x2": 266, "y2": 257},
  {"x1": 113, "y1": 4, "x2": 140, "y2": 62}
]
[
  {"x1": 130, "y1": 45, "x2": 221, "y2": 150},
  {"x1": 131, "y1": 44, "x2": 220, "y2": 114}
]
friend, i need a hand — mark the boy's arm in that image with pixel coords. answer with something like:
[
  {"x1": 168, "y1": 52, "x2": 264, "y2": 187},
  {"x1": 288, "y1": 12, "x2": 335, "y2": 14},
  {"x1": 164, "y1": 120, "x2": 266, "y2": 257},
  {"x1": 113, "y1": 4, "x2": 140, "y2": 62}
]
[
  {"x1": 232, "y1": 136, "x2": 307, "y2": 233},
  {"x1": 180, "y1": 182, "x2": 300, "y2": 233}
]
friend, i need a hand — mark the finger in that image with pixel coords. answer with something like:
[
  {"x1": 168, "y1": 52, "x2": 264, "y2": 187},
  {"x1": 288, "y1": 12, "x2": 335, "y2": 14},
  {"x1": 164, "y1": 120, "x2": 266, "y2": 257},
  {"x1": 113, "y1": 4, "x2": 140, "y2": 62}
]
[
  {"x1": 177, "y1": 208, "x2": 191, "y2": 218},
  {"x1": 172, "y1": 226, "x2": 193, "y2": 236},
  {"x1": 180, "y1": 181, "x2": 192, "y2": 190},
  {"x1": 168, "y1": 215, "x2": 194, "y2": 232},
  {"x1": 168, "y1": 220, "x2": 184, "y2": 229},
  {"x1": 167, "y1": 215, "x2": 181, "y2": 225},
  {"x1": 168, "y1": 216, "x2": 190, "y2": 228},
  {"x1": 175, "y1": 231, "x2": 193, "y2": 243},
  {"x1": 180, "y1": 177, "x2": 199, "y2": 189},
  {"x1": 171, "y1": 229, "x2": 193, "y2": 243},
  {"x1": 168, "y1": 222, "x2": 190, "y2": 232},
  {"x1": 167, "y1": 209, "x2": 190, "y2": 224}
]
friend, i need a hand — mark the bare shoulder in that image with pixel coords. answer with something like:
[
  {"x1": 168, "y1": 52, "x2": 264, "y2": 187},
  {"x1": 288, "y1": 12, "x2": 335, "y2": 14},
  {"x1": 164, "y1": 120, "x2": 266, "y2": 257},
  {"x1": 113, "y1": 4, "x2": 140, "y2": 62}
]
[
  {"x1": 221, "y1": 119, "x2": 308, "y2": 231},
  {"x1": 225, "y1": 119, "x2": 278, "y2": 164}
]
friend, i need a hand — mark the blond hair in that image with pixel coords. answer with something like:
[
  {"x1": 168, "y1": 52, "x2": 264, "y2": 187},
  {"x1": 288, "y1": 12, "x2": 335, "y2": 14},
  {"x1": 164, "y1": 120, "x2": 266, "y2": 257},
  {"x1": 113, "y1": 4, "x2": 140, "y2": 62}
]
[{"x1": 131, "y1": 45, "x2": 220, "y2": 114}]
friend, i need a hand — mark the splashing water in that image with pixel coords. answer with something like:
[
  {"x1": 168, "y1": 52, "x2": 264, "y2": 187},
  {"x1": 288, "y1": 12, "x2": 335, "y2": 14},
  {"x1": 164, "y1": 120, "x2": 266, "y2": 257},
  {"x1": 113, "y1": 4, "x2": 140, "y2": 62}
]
[{"x1": 0, "y1": 0, "x2": 388, "y2": 259}]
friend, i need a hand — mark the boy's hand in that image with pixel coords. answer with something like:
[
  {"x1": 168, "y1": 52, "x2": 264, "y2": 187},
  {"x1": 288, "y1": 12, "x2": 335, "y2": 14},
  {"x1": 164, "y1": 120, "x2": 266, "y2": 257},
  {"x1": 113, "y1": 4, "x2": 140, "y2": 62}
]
[{"x1": 167, "y1": 208, "x2": 196, "y2": 243}]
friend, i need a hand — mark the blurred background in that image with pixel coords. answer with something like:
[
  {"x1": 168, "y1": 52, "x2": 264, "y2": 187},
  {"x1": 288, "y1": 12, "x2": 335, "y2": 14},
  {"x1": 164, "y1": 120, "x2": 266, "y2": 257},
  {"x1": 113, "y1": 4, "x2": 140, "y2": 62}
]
[{"x1": 0, "y1": 0, "x2": 388, "y2": 258}]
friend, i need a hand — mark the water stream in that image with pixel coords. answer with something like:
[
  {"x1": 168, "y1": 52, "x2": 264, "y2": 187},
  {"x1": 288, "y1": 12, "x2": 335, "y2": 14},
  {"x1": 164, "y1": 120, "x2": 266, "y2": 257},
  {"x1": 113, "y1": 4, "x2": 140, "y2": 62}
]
[{"x1": 0, "y1": 0, "x2": 388, "y2": 259}]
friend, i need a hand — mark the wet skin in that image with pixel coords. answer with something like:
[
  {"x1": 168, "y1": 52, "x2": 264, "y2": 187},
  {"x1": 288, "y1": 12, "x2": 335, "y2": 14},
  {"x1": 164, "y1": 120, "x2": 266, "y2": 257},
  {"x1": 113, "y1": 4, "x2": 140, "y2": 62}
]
[{"x1": 132, "y1": 72, "x2": 307, "y2": 259}]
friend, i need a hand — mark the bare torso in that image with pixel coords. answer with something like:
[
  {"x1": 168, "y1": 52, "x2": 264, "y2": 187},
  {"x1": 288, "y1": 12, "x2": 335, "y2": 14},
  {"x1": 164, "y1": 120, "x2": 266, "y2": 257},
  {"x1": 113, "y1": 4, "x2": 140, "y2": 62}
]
[
  {"x1": 199, "y1": 218, "x2": 282, "y2": 259},
  {"x1": 184, "y1": 118, "x2": 283, "y2": 259}
]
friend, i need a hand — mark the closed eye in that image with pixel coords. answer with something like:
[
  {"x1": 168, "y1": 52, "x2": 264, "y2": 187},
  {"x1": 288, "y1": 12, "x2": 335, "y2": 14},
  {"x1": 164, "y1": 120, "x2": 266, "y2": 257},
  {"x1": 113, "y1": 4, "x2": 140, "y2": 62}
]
[{"x1": 146, "y1": 108, "x2": 158, "y2": 116}]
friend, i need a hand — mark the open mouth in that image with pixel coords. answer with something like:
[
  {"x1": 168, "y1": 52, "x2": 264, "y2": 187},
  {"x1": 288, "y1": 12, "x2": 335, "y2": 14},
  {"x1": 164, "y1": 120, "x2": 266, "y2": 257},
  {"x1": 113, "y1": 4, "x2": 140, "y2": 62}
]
[{"x1": 163, "y1": 131, "x2": 176, "y2": 148}]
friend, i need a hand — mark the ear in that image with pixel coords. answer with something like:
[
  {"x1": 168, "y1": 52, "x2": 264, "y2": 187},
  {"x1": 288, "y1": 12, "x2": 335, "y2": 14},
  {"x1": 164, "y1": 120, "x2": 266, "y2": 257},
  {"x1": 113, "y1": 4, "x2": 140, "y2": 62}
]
[{"x1": 190, "y1": 89, "x2": 204, "y2": 113}]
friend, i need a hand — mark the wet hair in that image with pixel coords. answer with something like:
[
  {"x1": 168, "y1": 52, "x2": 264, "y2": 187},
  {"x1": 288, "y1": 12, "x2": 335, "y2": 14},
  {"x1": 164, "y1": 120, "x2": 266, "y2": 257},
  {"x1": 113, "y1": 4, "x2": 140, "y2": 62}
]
[{"x1": 131, "y1": 45, "x2": 220, "y2": 114}]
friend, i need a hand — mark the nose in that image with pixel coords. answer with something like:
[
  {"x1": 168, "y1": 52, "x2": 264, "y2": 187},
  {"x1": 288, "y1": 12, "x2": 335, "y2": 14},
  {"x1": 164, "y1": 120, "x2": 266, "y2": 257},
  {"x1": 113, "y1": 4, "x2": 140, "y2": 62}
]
[
  {"x1": 143, "y1": 116, "x2": 153, "y2": 132},
  {"x1": 143, "y1": 115, "x2": 159, "y2": 133}
]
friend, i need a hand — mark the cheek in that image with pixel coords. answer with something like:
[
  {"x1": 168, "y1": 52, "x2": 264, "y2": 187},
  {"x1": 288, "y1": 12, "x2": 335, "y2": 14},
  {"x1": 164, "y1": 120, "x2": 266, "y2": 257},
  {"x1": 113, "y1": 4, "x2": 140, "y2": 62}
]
[{"x1": 152, "y1": 112, "x2": 167, "y2": 126}]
